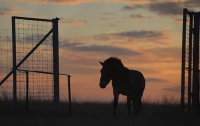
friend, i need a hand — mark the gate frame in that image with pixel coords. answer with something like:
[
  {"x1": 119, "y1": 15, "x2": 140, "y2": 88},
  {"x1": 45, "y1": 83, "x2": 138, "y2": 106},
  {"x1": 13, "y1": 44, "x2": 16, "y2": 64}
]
[
  {"x1": 0, "y1": 16, "x2": 60, "y2": 115},
  {"x1": 181, "y1": 8, "x2": 200, "y2": 111}
]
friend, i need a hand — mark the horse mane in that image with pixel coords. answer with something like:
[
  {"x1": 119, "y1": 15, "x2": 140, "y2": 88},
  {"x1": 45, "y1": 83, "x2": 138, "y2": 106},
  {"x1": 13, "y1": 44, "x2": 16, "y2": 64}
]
[{"x1": 103, "y1": 57, "x2": 124, "y2": 67}]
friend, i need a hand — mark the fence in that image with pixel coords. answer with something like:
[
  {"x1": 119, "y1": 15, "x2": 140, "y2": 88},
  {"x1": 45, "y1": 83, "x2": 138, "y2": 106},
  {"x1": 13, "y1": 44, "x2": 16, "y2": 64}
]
[
  {"x1": 181, "y1": 8, "x2": 200, "y2": 111},
  {"x1": 0, "y1": 16, "x2": 70, "y2": 115}
]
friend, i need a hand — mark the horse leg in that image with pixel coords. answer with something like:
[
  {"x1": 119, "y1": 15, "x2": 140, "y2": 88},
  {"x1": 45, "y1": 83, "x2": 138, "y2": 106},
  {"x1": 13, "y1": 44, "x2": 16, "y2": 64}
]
[
  {"x1": 133, "y1": 91, "x2": 143, "y2": 114},
  {"x1": 127, "y1": 95, "x2": 132, "y2": 116},
  {"x1": 131, "y1": 95, "x2": 136, "y2": 113},
  {"x1": 113, "y1": 93, "x2": 119, "y2": 116}
]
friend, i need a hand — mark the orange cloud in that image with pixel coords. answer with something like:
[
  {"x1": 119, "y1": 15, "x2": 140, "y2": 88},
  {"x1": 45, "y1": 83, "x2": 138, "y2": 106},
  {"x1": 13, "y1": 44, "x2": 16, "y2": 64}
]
[
  {"x1": 1, "y1": 0, "x2": 189, "y2": 5},
  {"x1": 4, "y1": 0, "x2": 97, "y2": 4},
  {"x1": 60, "y1": 19, "x2": 86, "y2": 26},
  {"x1": 36, "y1": 0, "x2": 96, "y2": 4},
  {"x1": 172, "y1": 18, "x2": 182, "y2": 22},
  {"x1": 0, "y1": 6, "x2": 27, "y2": 16},
  {"x1": 106, "y1": 0, "x2": 186, "y2": 2}
]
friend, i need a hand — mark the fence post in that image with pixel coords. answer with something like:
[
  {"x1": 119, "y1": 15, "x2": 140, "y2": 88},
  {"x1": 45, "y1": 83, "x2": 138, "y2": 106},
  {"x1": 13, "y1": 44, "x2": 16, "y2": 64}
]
[
  {"x1": 26, "y1": 71, "x2": 29, "y2": 115},
  {"x1": 52, "y1": 18, "x2": 60, "y2": 116},
  {"x1": 12, "y1": 16, "x2": 17, "y2": 110},
  {"x1": 68, "y1": 75, "x2": 72, "y2": 115}
]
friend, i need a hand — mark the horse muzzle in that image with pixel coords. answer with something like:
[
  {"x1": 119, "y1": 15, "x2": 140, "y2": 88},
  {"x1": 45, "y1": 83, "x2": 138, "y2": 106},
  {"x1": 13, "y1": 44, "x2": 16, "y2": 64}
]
[{"x1": 99, "y1": 81, "x2": 108, "y2": 88}]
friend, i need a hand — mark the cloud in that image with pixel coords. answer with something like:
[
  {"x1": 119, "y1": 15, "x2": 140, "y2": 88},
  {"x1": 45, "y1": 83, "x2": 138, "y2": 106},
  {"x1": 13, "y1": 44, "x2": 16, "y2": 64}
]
[
  {"x1": 144, "y1": 47, "x2": 181, "y2": 61},
  {"x1": 45, "y1": 0, "x2": 94, "y2": 4},
  {"x1": 0, "y1": 6, "x2": 26, "y2": 16},
  {"x1": 147, "y1": 2, "x2": 183, "y2": 15},
  {"x1": 162, "y1": 86, "x2": 181, "y2": 92},
  {"x1": 3, "y1": 0, "x2": 96, "y2": 4},
  {"x1": 60, "y1": 19, "x2": 86, "y2": 26},
  {"x1": 122, "y1": 5, "x2": 145, "y2": 11},
  {"x1": 91, "y1": 30, "x2": 169, "y2": 46},
  {"x1": 146, "y1": 78, "x2": 169, "y2": 83},
  {"x1": 172, "y1": 18, "x2": 182, "y2": 22},
  {"x1": 60, "y1": 40, "x2": 142, "y2": 56},
  {"x1": 111, "y1": 30, "x2": 167, "y2": 40},
  {"x1": 129, "y1": 14, "x2": 150, "y2": 19},
  {"x1": 121, "y1": 0, "x2": 200, "y2": 16}
]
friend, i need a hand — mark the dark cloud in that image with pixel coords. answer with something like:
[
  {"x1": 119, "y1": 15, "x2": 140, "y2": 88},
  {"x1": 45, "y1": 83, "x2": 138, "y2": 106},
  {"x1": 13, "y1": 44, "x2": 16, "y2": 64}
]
[
  {"x1": 92, "y1": 30, "x2": 167, "y2": 44},
  {"x1": 146, "y1": 78, "x2": 169, "y2": 83},
  {"x1": 162, "y1": 86, "x2": 181, "y2": 92},
  {"x1": 122, "y1": 0, "x2": 200, "y2": 16},
  {"x1": 129, "y1": 14, "x2": 150, "y2": 19},
  {"x1": 60, "y1": 40, "x2": 141, "y2": 56},
  {"x1": 111, "y1": 30, "x2": 165, "y2": 40},
  {"x1": 122, "y1": 5, "x2": 145, "y2": 11},
  {"x1": 122, "y1": 5, "x2": 135, "y2": 11},
  {"x1": 147, "y1": 2, "x2": 183, "y2": 15}
]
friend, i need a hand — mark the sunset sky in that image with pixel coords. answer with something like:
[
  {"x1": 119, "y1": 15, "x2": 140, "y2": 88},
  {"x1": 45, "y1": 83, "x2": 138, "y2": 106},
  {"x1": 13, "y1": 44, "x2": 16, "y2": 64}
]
[{"x1": 0, "y1": 0, "x2": 200, "y2": 102}]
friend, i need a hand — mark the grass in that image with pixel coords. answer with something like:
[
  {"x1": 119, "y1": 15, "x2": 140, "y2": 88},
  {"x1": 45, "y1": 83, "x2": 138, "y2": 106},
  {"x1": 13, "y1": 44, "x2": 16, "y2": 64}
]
[{"x1": 0, "y1": 93, "x2": 200, "y2": 126}]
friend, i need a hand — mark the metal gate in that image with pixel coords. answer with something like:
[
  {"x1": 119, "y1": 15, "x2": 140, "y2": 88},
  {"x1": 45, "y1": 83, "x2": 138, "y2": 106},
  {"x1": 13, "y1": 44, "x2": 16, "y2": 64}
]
[
  {"x1": 181, "y1": 8, "x2": 200, "y2": 111},
  {"x1": 0, "y1": 16, "x2": 60, "y2": 115}
]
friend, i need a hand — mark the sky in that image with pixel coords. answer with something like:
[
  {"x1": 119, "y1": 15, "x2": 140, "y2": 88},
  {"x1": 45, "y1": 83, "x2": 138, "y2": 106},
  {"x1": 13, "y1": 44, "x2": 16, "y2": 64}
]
[{"x1": 0, "y1": 0, "x2": 200, "y2": 102}]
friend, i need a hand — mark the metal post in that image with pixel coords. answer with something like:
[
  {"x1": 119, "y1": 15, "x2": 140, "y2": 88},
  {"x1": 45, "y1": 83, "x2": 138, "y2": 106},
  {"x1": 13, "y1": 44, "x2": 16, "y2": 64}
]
[
  {"x1": 12, "y1": 16, "x2": 17, "y2": 110},
  {"x1": 52, "y1": 18, "x2": 60, "y2": 116},
  {"x1": 188, "y1": 11, "x2": 193, "y2": 111},
  {"x1": 68, "y1": 75, "x2": 72, "y2": 114},
  {"x1": 181, "y1": 8, "x2": 187, "y2": 111},
  {"x1": 26, "y1": 71, "x2": 29, "y2": 115},
  {"x1": 192, "y1": 12, "x2": 199, "y2": 111}
]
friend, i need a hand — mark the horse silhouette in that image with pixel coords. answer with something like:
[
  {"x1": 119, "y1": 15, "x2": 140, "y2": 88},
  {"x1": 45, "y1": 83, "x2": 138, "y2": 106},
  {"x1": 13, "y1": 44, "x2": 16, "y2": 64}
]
[{"x1": 99, "y1": 57, "x2": 145, "y2": 116}]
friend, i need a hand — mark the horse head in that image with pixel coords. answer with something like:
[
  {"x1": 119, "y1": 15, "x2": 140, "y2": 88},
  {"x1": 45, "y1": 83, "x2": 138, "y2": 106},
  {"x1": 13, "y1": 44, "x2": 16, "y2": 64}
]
[
  {"x1": 99, "y1": 61, "x2": 112, "y2": 88},
  {"x1": 99, "y1": 57, "x2": 124, "y2": 88}
]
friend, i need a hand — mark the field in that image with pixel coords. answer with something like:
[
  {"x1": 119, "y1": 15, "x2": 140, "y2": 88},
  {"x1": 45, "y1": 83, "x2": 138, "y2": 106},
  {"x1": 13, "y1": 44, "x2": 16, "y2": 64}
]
[{"x1": 0, "y1": 96, "x2": 200, "y2": 126}]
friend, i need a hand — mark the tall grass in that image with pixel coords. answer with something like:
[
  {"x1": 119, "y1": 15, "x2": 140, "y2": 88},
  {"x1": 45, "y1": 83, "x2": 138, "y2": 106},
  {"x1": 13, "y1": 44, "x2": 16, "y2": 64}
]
[{"x1": 0, "y1": 92, "x2": 199, "y2": 126}]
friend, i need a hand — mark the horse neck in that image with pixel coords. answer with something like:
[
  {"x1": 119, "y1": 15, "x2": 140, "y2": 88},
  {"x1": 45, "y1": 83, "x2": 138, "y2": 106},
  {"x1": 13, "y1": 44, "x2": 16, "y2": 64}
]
[{"x1": 112, "y1": 66, "x2": 130, "y2": 80}]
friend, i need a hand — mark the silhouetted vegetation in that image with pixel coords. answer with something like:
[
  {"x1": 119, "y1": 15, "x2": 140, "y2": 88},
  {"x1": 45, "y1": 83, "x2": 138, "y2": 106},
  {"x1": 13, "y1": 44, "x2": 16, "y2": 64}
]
[{"x1": 0, "y1": 93, "x2": 199, "y2": 126}]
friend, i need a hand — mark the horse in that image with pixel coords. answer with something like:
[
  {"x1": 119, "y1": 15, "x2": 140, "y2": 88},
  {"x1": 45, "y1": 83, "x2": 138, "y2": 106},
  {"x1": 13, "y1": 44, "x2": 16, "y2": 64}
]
[{"x1": 99, "y1": 57, "x2": 145, "y2": 116}]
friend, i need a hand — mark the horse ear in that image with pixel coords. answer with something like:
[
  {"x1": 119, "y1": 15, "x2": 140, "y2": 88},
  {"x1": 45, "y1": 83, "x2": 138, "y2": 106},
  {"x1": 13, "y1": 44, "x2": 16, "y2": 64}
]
[{"x1": 99, "y1": 61, "x2": 104, "y2": 66}]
